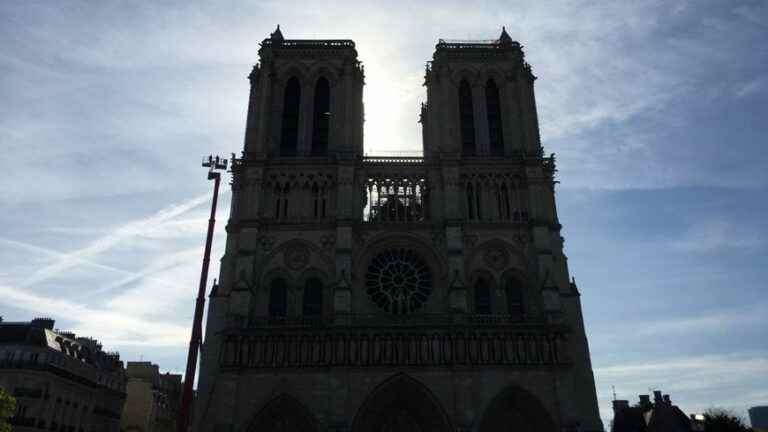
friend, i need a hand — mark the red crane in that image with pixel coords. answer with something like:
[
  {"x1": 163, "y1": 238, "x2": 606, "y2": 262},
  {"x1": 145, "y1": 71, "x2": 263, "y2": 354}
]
[{"x1": 177, "y1": 155, "x2": 228, "y2": 432}]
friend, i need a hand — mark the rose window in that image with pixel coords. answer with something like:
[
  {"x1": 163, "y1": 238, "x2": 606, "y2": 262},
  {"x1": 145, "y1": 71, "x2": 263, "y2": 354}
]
[{"x1": 365, "y1": 248, "x2": 433, "y2": 314}]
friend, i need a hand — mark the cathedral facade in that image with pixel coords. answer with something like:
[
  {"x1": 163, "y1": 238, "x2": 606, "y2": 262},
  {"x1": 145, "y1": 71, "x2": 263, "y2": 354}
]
[{"x1": 195, "y1": 27, "x2": 604, "y2": 432}]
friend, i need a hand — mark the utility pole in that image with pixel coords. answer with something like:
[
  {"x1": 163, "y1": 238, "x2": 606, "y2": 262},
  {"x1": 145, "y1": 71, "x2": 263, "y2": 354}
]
[{"x1": 177, "y1": 155, "x2": 228, "y2": 432}]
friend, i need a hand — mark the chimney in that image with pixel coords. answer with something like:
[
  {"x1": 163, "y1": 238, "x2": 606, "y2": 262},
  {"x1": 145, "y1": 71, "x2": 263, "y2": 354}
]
[
  {"x1": 613, "y1": 400, "x2": 630, "y2": 414},
  {"x1": 639, "y1": 395, "x2": 651, "y2": 410},
  {"x1": 653, "y1": 390, "x2": 663, "y2": 404},
  {"x1": 663, "y1": 394, "x2": 671, "y2": 405}
]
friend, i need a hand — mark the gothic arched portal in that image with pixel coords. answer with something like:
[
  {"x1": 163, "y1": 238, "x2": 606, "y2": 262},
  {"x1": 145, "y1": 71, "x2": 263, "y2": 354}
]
[
  {"x1": 477, "y1": 385, "x2": 558, "y2": 432},
  {"x1": 352, "y1": 374, "x2": 452, "y2": 432},
  {"x1": 246, "y1": 394, "x2": 318, "y2": 432}
]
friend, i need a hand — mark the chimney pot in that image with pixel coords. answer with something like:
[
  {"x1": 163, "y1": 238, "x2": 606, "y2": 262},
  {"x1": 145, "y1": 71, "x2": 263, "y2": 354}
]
[
  {"x1": 613, "y1": 400, "x2": 630, "y2": 413},
  {"x1": 639, "y1": 395, "x2": 651, "y2": 409},
  {"x1": 653, "y1": 390, "x2": 663, "y2": 403}
]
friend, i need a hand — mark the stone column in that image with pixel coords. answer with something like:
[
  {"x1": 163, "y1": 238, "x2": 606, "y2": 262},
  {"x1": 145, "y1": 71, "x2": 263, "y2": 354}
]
[
  {"x1": 255, "y1": 64, "x2": 274, "y2": 158},
  {"x1": 519, "y1": 73, "x2": 541, "y2": 153},
  {"x1": 334, "y1": 164, "x2": 355, "y2": 314},
  {"x1": 243, "y1": 65, "x2": 261, "y2": 155}
]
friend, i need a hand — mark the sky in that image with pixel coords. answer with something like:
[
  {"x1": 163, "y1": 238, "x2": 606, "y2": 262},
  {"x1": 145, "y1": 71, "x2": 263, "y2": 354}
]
[{"x1": 1, "y1": 0, "x2": 767, "y2": 428}]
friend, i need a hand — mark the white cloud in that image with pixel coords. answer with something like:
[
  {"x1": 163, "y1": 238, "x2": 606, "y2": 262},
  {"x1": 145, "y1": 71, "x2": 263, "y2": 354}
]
[
  {"x1": 595, "y1": 353, "x2": 768, "y2": 425},
  {"x1": 0, "y1": 284, "x2": 188, "y2": 348},
  {"x1": 670, "y1": 219, "x2": 763, "y2": 253}
]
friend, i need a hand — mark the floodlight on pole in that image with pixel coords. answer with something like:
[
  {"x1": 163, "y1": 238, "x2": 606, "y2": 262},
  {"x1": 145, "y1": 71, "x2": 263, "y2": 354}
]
[{"x1": 177, "y1": 154, "x2": 228, "y2": 432}]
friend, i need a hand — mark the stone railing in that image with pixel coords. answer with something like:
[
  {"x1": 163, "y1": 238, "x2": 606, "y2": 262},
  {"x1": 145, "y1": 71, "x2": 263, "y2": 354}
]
[
  {"x1": 245, "y1": 313, "x2": 530, "y2": 329},
  {"x1": 220, "y1": 316, "x2": 569, "y2": 369},
  {"x1": 362, "y1": 156, "x2": 424, "y2": 165},
  {"x1": 359, "y1": 161, "x2": 430, "y2": 223},
  {"x1": 262, "y1": 39, "x2": 356, "y2": 49}
]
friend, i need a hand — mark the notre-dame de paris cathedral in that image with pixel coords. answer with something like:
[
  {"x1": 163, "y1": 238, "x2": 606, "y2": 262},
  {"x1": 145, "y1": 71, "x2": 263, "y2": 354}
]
[{"x1": 195, "y1": 26, "x2": 604, "y2": 432}]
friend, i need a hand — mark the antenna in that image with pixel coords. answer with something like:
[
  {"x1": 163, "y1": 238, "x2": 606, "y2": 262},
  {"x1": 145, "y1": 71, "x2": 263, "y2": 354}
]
[{"x1": 612, "y1": 385, "x2": 617, "y2": 401}]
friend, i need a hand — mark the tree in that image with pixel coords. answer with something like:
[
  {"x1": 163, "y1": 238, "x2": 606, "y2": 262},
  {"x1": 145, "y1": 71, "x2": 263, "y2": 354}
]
[
  {"x1": 0, "y1": 388, "x2": 15, "y2": 432},
  {"x1": 704, "y1": 408, "x2": 753, "y2": 432}
]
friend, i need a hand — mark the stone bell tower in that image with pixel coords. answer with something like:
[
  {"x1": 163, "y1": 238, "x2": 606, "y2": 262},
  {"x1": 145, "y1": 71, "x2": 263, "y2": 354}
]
[
  {"x1": 243, "y1": 25, "x2": 364, "y2": 160},
  {"x1": 195, "y1": 27, "x2": 604, "y2": 432}
]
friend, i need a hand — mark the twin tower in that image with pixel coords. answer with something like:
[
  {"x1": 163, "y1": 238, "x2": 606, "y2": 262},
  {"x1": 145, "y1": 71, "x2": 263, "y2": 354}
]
[
  {"x1": 242, "y1": 26, "x2": 541, "y2": 160},
  {"x1": 196, "y1": 27, "x2": 604, "y2": 432}
]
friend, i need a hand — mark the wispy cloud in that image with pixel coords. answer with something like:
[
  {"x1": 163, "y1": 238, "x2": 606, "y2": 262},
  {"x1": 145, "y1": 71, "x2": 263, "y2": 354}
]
[
  {"x1": 627, "y1": 304, "x2": 767, "y2": 337},
  {"x1": 19, "y1": 194, "x2": 209, "y2": 288},
  {"x1": 670, "y1": 219, "x2": 763, "y2": 253},
  {"x1": 1, "y1": 2, "x2": 767, "y2": 423},
  {"x1": 0, "y1": 237, "x2": 135, "y2": 279},
  {"x1": 76, "y1": 247, "x2": 199, "y2": 299},
  {"x1": 735, "y1": 76, "x2": 767, "y2": 98}
]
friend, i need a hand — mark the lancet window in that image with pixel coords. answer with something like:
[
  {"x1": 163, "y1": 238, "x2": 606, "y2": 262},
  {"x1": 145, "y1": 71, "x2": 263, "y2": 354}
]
[
  {"x1": 312, "y1": 183, "x2": 327, "y2": 219},
  {"x1": 459, "y1": 79, "x2": 476, "y2": 156},
  {"x1": 506, "y1": 278, "x2": 525, "y2": 321},
  {"x1": 274, "y1": 184, "x2": 290, "y2": 219},
  {"x1": 311, "y1": 77, "x2": 330, "y2": 156},
  {"x1": 465, "y1": 181, "x2": 483, "y2": 221},
  {"x1": 269, "y1": 278, "x2": 288, "y2": 318},
  {"x1": 465, "y1": 176, "x2": 528, "y2": 222},
  {"x1": 280, "y1": 76, "x2": 301, "y2": 156},
  {"x1": 474, "y1": 279, "x2": 492, "y2": 315},
  {"x1": 364, "y1": 176, "x2": 429, "y2": 222},
  {"x1": 302, "y1": 278, "x2": 323, "y2": 316},
  {"x1": 466, "y1": 183, "x2": 475, "y2": 220},
  {"x1": 486, "y1": 79, "x2": 504, "y2": 156}
]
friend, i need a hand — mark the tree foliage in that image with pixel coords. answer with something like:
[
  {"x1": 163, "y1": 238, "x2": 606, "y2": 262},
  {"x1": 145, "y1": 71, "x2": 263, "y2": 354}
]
[
  {"x1": 704, "y1": 408, "x2": 752, "y2": 432},
  {"x1": 0, "y1": 388, "x2": 15, "y2": 432}
]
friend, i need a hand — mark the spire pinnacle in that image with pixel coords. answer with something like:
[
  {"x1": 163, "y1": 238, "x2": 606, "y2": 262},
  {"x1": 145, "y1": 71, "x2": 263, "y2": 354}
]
[
  {"x1": 271, "y1": 24, "x2": 284, "y2": 42},
  {"x1": 499, "y1": 26, "x2": 513, "y2": 46}
]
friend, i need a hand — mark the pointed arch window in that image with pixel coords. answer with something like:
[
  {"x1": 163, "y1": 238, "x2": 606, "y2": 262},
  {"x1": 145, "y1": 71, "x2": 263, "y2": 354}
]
[
  {"x1": 474, "y1": 278, "x2": 492, "y2": 315},
  {"x1": 303, "y1": 277, "x2": 323, "y2": 316},
  {"x1": 475, "y1": 183, "x2": 483, "y2": 220},
  {"x1": 311, "y1": 77, "x2": 330, "y2": 156},
  {"x1": 466, "y1": 183, "x2": 475, "y2": 220},
  {"x1": 501, "y1": 184, "x2": 511, "y2": 220},
  {"x1": 506, "y1": 278, "x2": 524, "y2": 320},
  {"x1": 269, "y1": 278, "x2": 288, "y2": 317},
  {"x1": 486, "y1": 79, "x2": 504, "y2": 156},
  {"x1": 274, "y1": 184, "x2": 282, "y2": 219},
  {"x1": 459, "y1": 80, "x2": 476, "y2": 156},
  {"x1": 280, "y1": 77, "x2": 301, "y2": 156},
  {"x1": 312, "y1": 184, "x2": 320, "y2": 218}
]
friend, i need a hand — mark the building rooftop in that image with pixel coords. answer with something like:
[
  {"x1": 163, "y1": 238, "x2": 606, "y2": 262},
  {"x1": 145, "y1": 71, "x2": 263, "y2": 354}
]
[{"x1": 0, "y1": 317, "x2": 123, "y2": 372}]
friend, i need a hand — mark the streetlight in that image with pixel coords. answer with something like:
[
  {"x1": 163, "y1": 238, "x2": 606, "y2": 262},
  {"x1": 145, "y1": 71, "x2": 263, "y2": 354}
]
[{"x1": 178, "y1": 155, "x2": 228, "y2": 432}]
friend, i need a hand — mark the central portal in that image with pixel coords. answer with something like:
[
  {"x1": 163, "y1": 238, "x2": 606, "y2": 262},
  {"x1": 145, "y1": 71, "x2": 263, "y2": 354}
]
[{"x1": 351, "y1": 374, "x2": 452, "y2": 432}]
